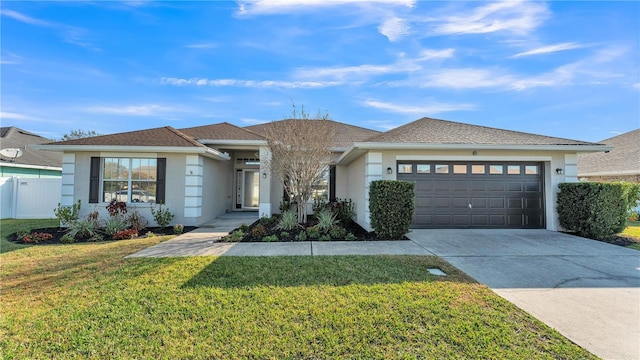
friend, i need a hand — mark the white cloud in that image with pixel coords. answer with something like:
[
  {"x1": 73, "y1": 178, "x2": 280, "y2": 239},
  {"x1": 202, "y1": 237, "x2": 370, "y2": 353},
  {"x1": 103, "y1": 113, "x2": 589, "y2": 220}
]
[
  {"x1": 633, "y1": 83, "x2": 640, "y2": 89},
  {"x1": 0, "y1": 111, "x2": 34, "y2": 120},
  {"x1": 237, "y1": 0, "x2": 415, "y2": 16},
  {"x1": 379, "y1": 17, "x2": 410, "y2": 41},
  {"x1": 185, "y1": 42, "x2": 217, "y2": 49},
  {"x1": 364, "y1": 99, "x2": 476, "y2": 115},
  {"x1": 431, "y1": 1, "x2": 549, "y2": 36},
  {"x1": 85, "y1": 104, "x2": 180, "y2": 116},
  {"x1": 1, "y1": 9, "x2": 100, "y2": 51},
  {"x1": 160, "y1": 77, "x2": 342, "y2": 89},
  {"x1": 417, "y1": 48, "x2": 455, "y2": 61},
  {"x1": 511, "y1": 42, "x2": 586, "y2": 58},
  {"x1": 241, "y1": 118, "x2": 269, "y2": 125}
]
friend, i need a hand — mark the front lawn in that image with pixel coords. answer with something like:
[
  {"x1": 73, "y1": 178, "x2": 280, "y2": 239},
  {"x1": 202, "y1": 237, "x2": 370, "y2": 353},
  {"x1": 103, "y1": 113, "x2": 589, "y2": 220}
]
[
  {"x1": 621, "y1": 221, "x2": 640, "y2": 250},
  {"x1": 0, "y1": 218, "x2": 59, "y2": 253},
  {"x1": 0, "y1": 223, "x2": 594, "y2": 359}
]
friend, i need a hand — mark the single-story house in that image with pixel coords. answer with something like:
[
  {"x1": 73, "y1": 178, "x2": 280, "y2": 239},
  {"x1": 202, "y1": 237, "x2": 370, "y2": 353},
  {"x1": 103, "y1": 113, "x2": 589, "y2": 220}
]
[
  {"x1": 36, "y1": 117, "x2": 608, "y2": 231},
  {"x1": 577, "y1": 129, "x2": 640, "y2": 183},
  {"x1": 0, "y1": 127, "x2": 62, "y2": 178}
]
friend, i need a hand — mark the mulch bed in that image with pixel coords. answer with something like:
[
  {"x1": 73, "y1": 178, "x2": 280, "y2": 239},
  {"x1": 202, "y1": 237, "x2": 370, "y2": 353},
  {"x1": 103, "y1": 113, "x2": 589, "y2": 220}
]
[
  {"x1": 561, "y1": 231, "x2": 639, "y2": 247},
  {"x1": 8, "y1": 226, "x2": 197, "y2": 245},
  {"x1": 226, "y1": 216, "x2": 408, "y2": 242}
]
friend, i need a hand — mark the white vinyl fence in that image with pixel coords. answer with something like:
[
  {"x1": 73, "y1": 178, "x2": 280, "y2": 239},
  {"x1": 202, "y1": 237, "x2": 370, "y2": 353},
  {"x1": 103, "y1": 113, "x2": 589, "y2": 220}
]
[{"x1": 0, "y1": 177, "x2": 61, "y2": 219}]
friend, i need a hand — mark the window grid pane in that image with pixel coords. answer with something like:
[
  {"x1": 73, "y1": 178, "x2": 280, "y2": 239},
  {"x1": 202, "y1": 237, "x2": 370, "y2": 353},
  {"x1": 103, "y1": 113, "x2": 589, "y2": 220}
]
[
  {"x1": 453, "y1": 164, "x2": 467, "y2": 174},
  {"x1": 471, "y1": 165, "x2": 485, "y2": 174},
  {"x1": 435, "y1": 164, "x2": 449, "y2": 174},
  {"x1": 489, "y1": 165, "x2": 503, "y2": 174},
  {"x1": 398, "y1": 164, "x2": 413, "y2": 174},
  {"x1": 417, "y1": 164, "x2": 430, "y2": 173},
  {"x1": 508, "y1": 165, "x2": 521, "y2": 175}
]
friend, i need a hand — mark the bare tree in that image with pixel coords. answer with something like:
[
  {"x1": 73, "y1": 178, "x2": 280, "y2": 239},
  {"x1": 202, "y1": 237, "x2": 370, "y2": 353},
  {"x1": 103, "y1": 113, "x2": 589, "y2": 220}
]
[
  {"x1": 264, "y1": 105, "x2": 335, "y2": 223},
  {"x1": 61, "y1": 129, "x2": 102, "y2": 141}
]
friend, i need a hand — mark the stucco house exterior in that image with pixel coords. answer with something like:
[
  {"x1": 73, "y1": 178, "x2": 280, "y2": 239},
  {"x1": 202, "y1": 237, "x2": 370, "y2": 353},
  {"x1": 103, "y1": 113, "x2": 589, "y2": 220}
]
[
  {"x1": 577, "y1": 129, "x2": 640, "y2": 183},
  {"x1": 36, "y1": 117, "x2": 608, "y2": 231}
]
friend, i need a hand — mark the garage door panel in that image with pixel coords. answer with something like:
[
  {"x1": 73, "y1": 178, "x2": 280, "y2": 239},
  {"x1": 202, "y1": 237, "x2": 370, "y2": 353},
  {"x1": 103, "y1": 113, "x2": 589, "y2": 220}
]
[
  {"x1": 433, "y1": 198, "x2": 450, "y2": 208},
  {"x1": 399, "y1": 161, "x2": 544, "y2": 229},
  {"x1": 453, "y1": 181, "x2": 468, "y2": 191},
  {"x1": 490, "y1": 198, "x2": 505, "y2": 208},
  {"x1": 508, "y1": 198, "x2": 523, "y2": 209},
  {"x1": 471, "y1": 215, "x2": 488, "y2": 226},
  {"x1": 471, "y1": 198, "x2": 486, "y2": 209},
  {"x1": 453, "y1": 197, "x2": 469, "y2": 208},
  {"x1": 453, "y1": 215, "x2": 469, "y2": 225},
  {"x1": 435, "y1": 181, "x2": 450, "y2": 191},
  {"x1": 525, "y1": 182, "x2": 541, "y2": 192},
  {"x1": 507, "y1": 182, "x2": 523, "y2": 191}
]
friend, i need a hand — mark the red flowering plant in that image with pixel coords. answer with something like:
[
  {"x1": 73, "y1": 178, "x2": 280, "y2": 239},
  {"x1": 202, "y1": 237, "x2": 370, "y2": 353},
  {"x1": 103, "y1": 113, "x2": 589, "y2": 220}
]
[
  {"x1": 113, "y1": 229, "x2": 138, "y2": 240},
  {"x1": 22, "y1": 232, "x2": 54, "y2": 244}
]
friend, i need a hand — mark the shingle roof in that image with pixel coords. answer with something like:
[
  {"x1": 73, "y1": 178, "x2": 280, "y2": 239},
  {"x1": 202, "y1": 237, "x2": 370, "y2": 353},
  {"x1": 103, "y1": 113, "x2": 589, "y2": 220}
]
[
  {"x1": 46, "y1": 126, "x2": 207, "y2": 148},
  {"x1": 0, "y1": 127, "x2": 62, "y2": 168},
  {"x1": 365, "y1": 117, "x2": 598, "y2": 145},
  {"x1": 245, "y1": 119, "x2": 381, "y2": 148},
  {"x1": 179, "y1": 122, "x2": 264, "y2": 141},
  {"x1": 578, "y1": 129, "x2": 640, "y2": 176}
]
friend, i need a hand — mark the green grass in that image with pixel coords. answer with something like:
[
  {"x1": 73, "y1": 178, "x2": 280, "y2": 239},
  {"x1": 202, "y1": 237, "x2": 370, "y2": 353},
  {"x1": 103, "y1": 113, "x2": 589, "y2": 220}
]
[
  {"x1": 0, "y1": 218, "x2": 59, "y2": 254},
  {"x1": 0, "y1": 220, "x2": 595, "y2": 359},
  {"x1": 621, "y1": 221, "x2": 640, "y2": 250}
]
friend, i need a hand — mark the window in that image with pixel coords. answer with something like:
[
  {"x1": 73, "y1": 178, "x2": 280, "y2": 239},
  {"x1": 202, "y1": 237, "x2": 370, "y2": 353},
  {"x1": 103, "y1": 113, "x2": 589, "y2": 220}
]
[
  {"x1": 471, "y1": 165, "x2": 485, "y2": 174},
  {"x1": 507, "y1": 165, "x2": 521, "y2": 175},
  {"x1": 311, "y1": 168, "x2": 329, "y2": 201},
  {"x1": 417, "y1": 164, "x2": 430, "y2": 173},
  {"x1": 398, "y1": 164, "x2": 413, "y2": 174},
  {"x1": 435, "y1": 164, "x2": 449, "y2": 174},
  {"x1": 102, "y1": 158, "x2": 157, "y2": 203},
  {"x1": 489, "y1": 165, "x2": 503, "y2": 174},
  {"x1": 453, "y1": 164, "x2": 467, "y2": 174},
  {"x1": 525, "y1": 165, "x2": 539, "y2": 175}
]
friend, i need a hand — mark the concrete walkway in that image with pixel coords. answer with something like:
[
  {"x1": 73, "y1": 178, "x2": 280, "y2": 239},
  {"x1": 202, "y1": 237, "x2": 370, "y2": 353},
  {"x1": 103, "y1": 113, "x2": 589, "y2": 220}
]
[{"x1": 127, "y1": 225, "x2": 640, "y2": 359}]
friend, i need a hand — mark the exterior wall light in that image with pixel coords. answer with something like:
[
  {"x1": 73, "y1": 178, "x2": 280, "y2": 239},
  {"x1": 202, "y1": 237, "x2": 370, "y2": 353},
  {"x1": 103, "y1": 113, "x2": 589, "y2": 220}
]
[
  {"x1": 555, "y1": 168, "x2": 564, "y2": 175},
  {"x1": 387, "y1": 167, "x2": 393, "y2": 174},
  {"x1": 262, "y1": 172, "x2": 267, "y2": 178}
]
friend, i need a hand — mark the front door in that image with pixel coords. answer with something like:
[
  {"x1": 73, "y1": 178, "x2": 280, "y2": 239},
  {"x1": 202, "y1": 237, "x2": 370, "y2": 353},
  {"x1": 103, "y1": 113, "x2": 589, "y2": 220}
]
[{"x1": 241, "y1": 170, "x2": 260, "y2": 209}]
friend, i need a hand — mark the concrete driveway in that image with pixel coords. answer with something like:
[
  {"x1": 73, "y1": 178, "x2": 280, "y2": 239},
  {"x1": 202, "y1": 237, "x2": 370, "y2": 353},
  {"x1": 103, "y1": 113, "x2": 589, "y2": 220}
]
[{"x1": 408, "y1": 229, "x2": 640, "y2": 360}]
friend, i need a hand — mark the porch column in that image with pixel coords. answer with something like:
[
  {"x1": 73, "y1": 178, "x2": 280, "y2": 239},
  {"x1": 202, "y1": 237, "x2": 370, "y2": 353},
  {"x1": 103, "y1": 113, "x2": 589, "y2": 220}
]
[
  {"x1": 258, "y1": 146, "x2": 272, "y2": 217},
  {"x1": 364, "y1": 152, "x2": 383, "y2": 231}
]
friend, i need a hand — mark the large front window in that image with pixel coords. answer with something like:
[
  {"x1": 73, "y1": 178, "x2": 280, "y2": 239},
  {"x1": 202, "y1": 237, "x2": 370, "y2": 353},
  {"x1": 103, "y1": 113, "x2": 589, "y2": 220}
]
[{"x1": 102, "y1": 158, "x2": 157, "y2": 203}]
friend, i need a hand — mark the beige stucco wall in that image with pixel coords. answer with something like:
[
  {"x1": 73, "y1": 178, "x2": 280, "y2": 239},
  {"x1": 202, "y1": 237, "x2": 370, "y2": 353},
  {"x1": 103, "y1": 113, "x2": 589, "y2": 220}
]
[
  {"x1": 68, "y1": 152, "x2": 233, "y2": 227},
  {"x1": 345, "y1": 153, "x2": 367, "y2": 228},
  {"x1": 199, "y1": 155, "x2": 233, "y2": 224}
]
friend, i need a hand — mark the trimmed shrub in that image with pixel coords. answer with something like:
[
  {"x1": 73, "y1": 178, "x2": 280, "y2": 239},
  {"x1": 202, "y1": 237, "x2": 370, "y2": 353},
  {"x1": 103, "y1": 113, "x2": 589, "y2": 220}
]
[
  {"x1": 329, "y1": 225, "x2": 347, "y2": 239},
  {"x1": 60, "y1": 234, "x2": 75, "y2": 244},
  {"x1": 295, "y1": 231, "x2": 308, "y2": 241},
  {"x1": 151, "y1": 204, "x2": 174, "y2": 228},
  {"x1": 557, "y1": 182, "x2": 640, "y2": 240},
  {"x1": 369, "y1": 180, "x2": 414, "y2": 239},
  {"x1": 53, "y1": 200, "x2": 81, "y2": 227},
  {"x1": 262, "y1": 235, "x2": 278, "y2": 242}
]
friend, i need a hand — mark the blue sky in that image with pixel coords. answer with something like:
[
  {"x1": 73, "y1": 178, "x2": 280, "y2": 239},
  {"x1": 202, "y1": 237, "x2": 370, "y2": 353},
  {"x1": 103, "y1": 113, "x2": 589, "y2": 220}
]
[{"x1": 1, "y1": 1, "x2": 638, "y2": 142}]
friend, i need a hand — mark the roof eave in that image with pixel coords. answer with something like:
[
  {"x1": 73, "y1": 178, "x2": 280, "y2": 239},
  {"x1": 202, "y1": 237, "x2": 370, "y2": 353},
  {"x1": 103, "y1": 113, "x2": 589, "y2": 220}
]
[
  {"x1": 337, "y1": 142, "x2": 612, "y2": 165},
  {"x1": 0, "y1": 162, "x2": 62, "y2": 171},
  {"x1": 32, "y1": 145, "x2": 231, "y2": 160},
  {"x1": 198, "y1": 139, "x2": 268, "y2": 146}
]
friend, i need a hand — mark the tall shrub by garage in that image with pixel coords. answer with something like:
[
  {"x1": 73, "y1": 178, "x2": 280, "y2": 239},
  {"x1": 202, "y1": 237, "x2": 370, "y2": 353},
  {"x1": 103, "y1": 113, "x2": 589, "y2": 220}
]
[
  {"x1": 557, "y1": 182, "x2": 640, "y2": 240},
  {"x1": 369, "y1": 180, "x2": 414, "y2": 239}
]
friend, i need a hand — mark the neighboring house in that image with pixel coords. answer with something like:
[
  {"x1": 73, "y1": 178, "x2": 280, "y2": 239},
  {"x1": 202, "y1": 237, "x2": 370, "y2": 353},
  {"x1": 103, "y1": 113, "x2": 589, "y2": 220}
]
[
  {"x1": 0, "y1": 127, "x2": 62, "y2": 178},
  {"x1": 36, "y1": 118, "x2": 608, "y2": 231},
  {"x1": 577, "y1": 129, "x2": 640, "y2": 183}
]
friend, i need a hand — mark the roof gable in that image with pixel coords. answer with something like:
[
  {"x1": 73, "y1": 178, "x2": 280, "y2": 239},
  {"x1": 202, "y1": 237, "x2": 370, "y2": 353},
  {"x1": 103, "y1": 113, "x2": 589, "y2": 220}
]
[
  {"x1": 578, "y1": 129, "x2": 640, "y2": 176},
  {"x1": 179, "y1": 122, "x2": 264, "y2": 141},
  {"x1": 245, "y1": 119, "x2": 380, "y2": 149},
  {"x1": 46, "y1": 126, "x2": 206, "y2": 148},
  {"x1": 366, "y1": 117, "x2": 598, "y2": 146}
]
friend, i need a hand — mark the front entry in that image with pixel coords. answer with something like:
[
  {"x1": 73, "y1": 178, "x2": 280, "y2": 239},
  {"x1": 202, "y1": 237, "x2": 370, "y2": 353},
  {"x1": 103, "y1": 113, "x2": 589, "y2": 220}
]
[{"x1": 236, "y1": 169, "x2": 260, "y2": 209}]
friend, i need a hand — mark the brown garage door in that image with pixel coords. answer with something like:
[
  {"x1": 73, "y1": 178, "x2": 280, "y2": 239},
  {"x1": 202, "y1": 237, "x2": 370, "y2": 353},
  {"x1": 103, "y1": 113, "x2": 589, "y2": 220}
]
[{"x1": 397, "y1": 162, "x2": 545, "y2": 229}]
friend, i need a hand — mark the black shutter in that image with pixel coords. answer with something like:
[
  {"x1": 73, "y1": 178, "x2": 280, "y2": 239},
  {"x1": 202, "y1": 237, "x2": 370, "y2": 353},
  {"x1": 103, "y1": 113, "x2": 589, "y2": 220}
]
[
  {"x1": 329, "y1": 166, "x2": 336, "y2": 202},
  {"x1": 156, "y1": 158, "x2": 166, "y2": 204},
  {"x1": 89, "y1": 157, "x2": 100, "y2": 203}
]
